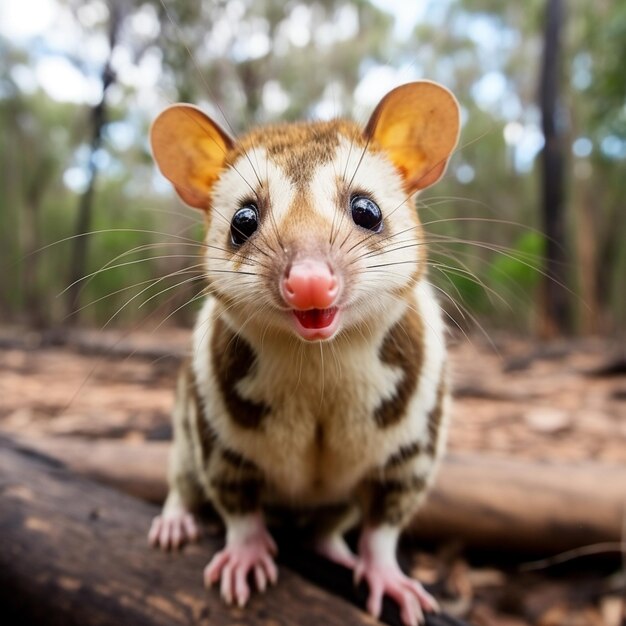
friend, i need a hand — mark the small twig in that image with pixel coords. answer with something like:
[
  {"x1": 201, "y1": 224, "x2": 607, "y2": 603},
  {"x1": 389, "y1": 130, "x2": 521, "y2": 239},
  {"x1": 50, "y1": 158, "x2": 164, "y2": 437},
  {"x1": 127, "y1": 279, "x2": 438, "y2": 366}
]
[{"x1": 519, "y1": 540, "x2": 626, "y2": 572}]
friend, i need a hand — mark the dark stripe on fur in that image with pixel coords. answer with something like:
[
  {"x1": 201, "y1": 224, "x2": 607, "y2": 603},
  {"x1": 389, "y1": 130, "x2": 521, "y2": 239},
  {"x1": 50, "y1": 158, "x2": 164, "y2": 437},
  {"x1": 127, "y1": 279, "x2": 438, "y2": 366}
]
[
  {"x1": 187, "y1": 365, "x2": 217, "y2": 462},
  {"x1": 374, "y1": 307, "x2": 424, "y2": 428},
  {"x1": 210, "y1": 477, "x2": 261, "y2": 514},
  {"x1": 426, "y1": 370, "x2": 446, "y2": 455},
  {"x1": 369, "y1": 475, "x2": 427, "y2": 494},
  {"x1": 383, "y1": 440, "x2": 423, "y2": 469},
  {"x1": 220, "y1": 447, "x2": 258, "y2": 471},
  {"x1": 211, "y1": 317, "x2": 271, "y2": 429},
  {"x1": 364, "y1": 475, "x2": 427, "y2": 526}
]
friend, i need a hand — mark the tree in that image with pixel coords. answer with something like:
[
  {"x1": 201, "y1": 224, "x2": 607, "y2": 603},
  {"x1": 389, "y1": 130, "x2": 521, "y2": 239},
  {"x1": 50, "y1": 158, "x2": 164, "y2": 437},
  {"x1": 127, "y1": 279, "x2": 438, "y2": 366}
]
[
  {"x1": 65, "y1": 0, "x2": 124, "y2": 320},
  {"x1": 538, "y1": 0, "x2": 570, "y2": 337}
]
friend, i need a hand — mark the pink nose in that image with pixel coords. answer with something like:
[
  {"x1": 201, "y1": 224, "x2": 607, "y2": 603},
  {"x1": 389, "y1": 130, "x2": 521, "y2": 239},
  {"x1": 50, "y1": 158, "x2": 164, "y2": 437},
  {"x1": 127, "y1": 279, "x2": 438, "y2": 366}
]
[{"x1": 282, "y1": 260, "x2": 339, "y2": 309}]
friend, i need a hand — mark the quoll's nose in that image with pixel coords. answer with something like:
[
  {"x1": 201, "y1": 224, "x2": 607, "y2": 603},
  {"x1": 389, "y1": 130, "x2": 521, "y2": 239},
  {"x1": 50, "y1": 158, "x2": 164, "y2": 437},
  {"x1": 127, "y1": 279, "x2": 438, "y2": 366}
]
[{"x1": 282, "y1": 260, "x2": 339, "y2": 310}]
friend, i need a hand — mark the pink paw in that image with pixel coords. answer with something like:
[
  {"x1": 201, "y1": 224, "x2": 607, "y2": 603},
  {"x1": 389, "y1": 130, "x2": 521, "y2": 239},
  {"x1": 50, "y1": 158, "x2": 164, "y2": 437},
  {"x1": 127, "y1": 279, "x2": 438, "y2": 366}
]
[
  {"x1": 354, "y1": 560, "x2": 438, "y2": 626},
  {"x1": 148, "y1": 510, "x2": 199, "y2": 550},
  {"x1": 204, "y1": 518, "x2": 278, "y2": 607}
]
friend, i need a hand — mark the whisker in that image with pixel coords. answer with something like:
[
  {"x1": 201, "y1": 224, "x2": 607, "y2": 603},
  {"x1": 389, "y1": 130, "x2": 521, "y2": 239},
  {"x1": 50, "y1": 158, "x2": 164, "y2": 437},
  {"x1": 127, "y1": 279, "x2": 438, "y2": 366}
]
[
  {"x1": 63, "y1": 269, "x2": 202, "y2": 320},
  {"x1": 138, "y1": 274, "x2": 205, "y2": 309},
  {"x1": 97, "y1": 262, "x2": 207, "y2": 329},
  {"x1": 57, "y1": 254, "x2": 236, "y2": 298},
  {"x1": 23, "y1": 227, "x2": 215, "y2": 261}
]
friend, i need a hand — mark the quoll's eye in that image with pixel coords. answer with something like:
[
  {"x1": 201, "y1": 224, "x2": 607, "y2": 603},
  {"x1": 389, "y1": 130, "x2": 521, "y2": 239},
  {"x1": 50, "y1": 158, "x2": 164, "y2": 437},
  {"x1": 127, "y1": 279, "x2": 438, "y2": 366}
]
[
  {"x1": 231, "y1": 204, "x2": 259, "y2": 245},
  {"x1": 350, "y1": 195, "x2": 383, "y2": 233}
]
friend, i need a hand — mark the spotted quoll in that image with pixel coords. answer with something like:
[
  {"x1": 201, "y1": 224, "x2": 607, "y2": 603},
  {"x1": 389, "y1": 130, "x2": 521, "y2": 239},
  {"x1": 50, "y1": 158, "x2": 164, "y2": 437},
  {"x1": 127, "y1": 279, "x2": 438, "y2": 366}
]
[{"x1": 148, "y1": 81, "x2": 460, "y2": 626}]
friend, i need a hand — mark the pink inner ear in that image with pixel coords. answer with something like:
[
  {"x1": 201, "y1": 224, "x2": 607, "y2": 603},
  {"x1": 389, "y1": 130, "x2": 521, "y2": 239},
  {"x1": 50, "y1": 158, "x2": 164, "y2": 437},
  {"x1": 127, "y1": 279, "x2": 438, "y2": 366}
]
[
  {"x1": 408, "y1": 160, "x2": 448, "y2": 193},
  {"x1": 174, "y1": 184, "x2": 210, "y2": 210}
]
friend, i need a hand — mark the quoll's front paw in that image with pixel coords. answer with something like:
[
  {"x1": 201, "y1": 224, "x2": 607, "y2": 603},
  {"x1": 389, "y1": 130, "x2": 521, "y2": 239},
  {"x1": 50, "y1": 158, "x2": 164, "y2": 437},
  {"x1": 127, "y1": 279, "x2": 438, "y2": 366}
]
[
  {"x1": 204, "y1": 515, "x2": 278, "y2": 607},
  {"x1": 355, "y1": 559, "x2": 438, "y2": 626},
  {"x1": 356, "y1": 526, "x2": 438, "y2": 626},
  {"x1": 148, "y1": 510, "x2": 199, "y2": 550}
]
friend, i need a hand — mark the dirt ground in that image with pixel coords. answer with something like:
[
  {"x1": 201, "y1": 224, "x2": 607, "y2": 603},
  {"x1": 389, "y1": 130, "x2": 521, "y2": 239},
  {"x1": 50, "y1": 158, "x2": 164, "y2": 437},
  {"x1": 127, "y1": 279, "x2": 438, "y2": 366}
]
[{"x1": 1, "y1": 325, "x2": 625, "y2": 625}]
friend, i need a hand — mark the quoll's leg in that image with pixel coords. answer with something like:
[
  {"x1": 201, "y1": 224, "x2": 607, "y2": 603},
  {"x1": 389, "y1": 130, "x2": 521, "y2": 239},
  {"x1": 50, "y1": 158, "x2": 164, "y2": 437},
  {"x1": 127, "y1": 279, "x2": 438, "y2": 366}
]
[
  {"x1": 205, "y1": 445, "x2": 277, "y2": 607},
  {"x1": 312, "y1": 502, "x2": 360, "y2": 569},
  {"x1": 354, "y1": 525, "x2": 438, "y2": 626},
  {"x1": 149, "y1": 363, "x2": 205, "y2": 551},
  {"x1": 356, "y1": 451, "x2": 444, "y2": 623},
  {"x1": 204, "y1": 512, "x2": 278, "y2": 607},
  {"x1": 356, "y1": 470, "x2": 441, "y2": 625},
  {"x1": 356, "y1": 368, "x2": 449, "y2": 624},
  {"x1": 149, "y1": 490, "x2": 200, "y2": 550}
]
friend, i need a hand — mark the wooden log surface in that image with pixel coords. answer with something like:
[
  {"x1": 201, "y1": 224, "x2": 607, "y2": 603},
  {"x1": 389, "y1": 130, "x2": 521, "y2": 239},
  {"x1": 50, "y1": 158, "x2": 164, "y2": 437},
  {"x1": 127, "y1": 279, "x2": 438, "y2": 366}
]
[
  {"x1": 7, "y1": 432, "x2": 626, "y2": 553},
  {"x1": 417, "y1": 454, "x2": 626, "y2": 552},
  {"x1": 0, "y1": 435, "x2": 467, "y2": 626},
  {"x1": 0, "y1": 436, "x2": 378, "y2": 626}
]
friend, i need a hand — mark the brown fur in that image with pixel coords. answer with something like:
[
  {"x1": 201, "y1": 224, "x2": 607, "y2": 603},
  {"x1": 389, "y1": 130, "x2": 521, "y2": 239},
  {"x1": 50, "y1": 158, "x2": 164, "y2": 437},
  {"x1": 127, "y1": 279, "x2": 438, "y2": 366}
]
[
  {"x1": 426, "y1": 372, "x2": 447, "y2": 455},
  {"x1": 220, "y1": 447, "x2": 259, "y2": 472},
  {"x1": 166, "y1": 364, "x2": 207, "y2": 510},
  {"x1": 209, "y1": 476, "x2": 262, "y2": 515},
  {"x1": 383, "y1": 440, "x2": 423, "y2": 470},
  {"x1": 188, "y1": 367, "x2": 217, "y2": 464},
  {"x1": 231, "y1": 120, "x2": 365, "y2": 187},
  {"x1": 362, "y1": 475, "x2": 428, "y2": 527},
  {"x1": 211, "y1": 317, "x2": 271, "y2": 429},
  {"x1": 373, "y1": 305, "x2": 424, "y2": 427}
]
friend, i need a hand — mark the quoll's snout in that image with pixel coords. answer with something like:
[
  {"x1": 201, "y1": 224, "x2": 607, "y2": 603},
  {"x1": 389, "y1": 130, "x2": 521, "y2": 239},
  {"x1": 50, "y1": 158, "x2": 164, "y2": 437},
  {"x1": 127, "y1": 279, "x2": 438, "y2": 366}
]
[{"x1": 282, "y1": 259, "x2": 339, "y2": 310}]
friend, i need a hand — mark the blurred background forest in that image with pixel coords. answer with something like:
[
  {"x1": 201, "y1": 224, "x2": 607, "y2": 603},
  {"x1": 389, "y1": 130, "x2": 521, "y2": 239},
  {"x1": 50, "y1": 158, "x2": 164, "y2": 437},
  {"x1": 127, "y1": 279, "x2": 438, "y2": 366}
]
[
  {"x1": 2, "y1": 3, "x2": 626, "y2": 625},
  {"x1": 0, "y1": 0, "x2": 624, "y2": 337}
]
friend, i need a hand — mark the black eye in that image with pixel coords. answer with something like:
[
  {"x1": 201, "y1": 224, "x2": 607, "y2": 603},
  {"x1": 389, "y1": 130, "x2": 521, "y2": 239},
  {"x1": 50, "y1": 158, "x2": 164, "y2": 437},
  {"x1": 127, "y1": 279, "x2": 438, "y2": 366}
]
[
  {"x1": 231, "y1": 204, "x2": 259, "y2": 245},
  {"x1": 350, "y1": 195, "x2": 383, "y2": 232}
]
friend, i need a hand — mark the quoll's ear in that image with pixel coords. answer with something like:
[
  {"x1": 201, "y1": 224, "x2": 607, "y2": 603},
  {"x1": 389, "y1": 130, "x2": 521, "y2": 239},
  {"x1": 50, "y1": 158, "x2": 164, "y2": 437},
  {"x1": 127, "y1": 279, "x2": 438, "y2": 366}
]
[
  {"x1": 150, "y1": 104, "x2": 234, "y2": 210},
  {"x1": 364, "y1": 81, "x2": 460, "y2": 194}
]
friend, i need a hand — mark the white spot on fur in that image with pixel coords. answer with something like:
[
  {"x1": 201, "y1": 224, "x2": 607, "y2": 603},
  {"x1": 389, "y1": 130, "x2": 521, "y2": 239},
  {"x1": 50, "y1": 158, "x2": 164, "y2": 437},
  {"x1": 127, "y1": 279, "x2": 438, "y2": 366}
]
[{"x1": 361, "y1": 524, "x2": 400, "y2": 566}]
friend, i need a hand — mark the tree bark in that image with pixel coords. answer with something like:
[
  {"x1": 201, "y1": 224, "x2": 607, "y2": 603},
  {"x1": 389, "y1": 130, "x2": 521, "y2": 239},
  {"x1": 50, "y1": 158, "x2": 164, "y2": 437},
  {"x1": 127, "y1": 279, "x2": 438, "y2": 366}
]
[
  {"x1": 414, "y1": 453, "x2": 625, "y2": 553},
  {"x1": 9, "y1": 434, "x2": 625, "y2": 554},
  {"x1": 538, "y1": 0, "x2": 571, "y2": 337},
  {"x1": 0, "y1": 436, "x2": 387, "y2": 626}
]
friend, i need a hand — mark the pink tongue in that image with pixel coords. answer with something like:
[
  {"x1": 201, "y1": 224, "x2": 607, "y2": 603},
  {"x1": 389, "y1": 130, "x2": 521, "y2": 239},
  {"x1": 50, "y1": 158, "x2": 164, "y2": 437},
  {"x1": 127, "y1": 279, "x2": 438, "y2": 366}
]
[{"x1": 294, "y1": 307, "x2": 338, "y2": 329}]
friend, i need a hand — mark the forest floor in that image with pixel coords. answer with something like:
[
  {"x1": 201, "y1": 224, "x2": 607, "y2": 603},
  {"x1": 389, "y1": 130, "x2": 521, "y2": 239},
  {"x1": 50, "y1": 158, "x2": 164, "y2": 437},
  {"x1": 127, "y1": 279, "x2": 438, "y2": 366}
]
[{"x1": 1, "y1": 325, "x2": 625, "y2": 626}]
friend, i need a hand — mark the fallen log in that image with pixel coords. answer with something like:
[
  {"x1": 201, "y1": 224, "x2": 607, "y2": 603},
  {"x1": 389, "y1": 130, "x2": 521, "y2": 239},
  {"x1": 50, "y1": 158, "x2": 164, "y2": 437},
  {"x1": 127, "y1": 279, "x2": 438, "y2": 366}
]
[
  {"x1": 6, "y1": 435, "x2": 170, "y2": 502},
  {"x1": 8, "y1": 433, "x2": 626, "y2": 553},
  {"x1": 416, "y1": 454, "x2": 626, "y2": 553},
  {"x1": 0, "y1": 435, "x2": 466, "y2": 626}
]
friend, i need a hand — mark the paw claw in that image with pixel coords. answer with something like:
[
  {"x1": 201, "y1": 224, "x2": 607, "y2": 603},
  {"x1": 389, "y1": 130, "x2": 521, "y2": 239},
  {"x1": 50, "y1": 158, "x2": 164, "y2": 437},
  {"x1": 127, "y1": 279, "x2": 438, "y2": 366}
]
[
  {"x1": 148, "y1": 510, "x2": 199, "y2": 551},
  {"x1": 204, "y1": 519, "x2": 277, "y2": 606},
  {"x1": 355, "y1": 558, "x2": 435, "y2": 626},
  {"x1": 254, "y1": 564, "x2": 267, "y2": 593}
]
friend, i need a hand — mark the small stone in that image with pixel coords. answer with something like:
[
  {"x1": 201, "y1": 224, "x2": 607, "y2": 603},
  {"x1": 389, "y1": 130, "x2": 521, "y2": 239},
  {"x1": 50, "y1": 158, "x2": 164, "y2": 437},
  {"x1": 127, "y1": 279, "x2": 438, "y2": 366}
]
[{"x1": 524, "y1": 408, "x2": 571, "y2": 434}]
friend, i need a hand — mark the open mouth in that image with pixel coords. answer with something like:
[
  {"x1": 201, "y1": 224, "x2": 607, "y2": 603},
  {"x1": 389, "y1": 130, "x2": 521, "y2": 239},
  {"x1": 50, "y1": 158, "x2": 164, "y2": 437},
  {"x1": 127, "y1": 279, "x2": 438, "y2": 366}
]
[{"x1": 292, "y1": 307, "x2": 340, "y2": 340}]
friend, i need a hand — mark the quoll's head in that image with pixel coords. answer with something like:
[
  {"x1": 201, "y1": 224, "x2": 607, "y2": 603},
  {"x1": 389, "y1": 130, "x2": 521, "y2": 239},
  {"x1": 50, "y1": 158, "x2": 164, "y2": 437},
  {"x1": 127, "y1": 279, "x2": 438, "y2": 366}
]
[{"x1": 151, "y1": 82, "x2": 459, "y2": 342}]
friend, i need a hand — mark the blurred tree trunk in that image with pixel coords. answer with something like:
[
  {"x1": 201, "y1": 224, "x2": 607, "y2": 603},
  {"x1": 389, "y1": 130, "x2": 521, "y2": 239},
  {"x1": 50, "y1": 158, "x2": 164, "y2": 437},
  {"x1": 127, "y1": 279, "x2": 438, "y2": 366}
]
[
  {"x1": 538, "y1": 0, "x2": 571, "y2": 337},
  {"x1": 65, "y1": 1, "x2": 122, "y2": 322},
  {"x1": 574, "y1": 184, "x2": 598, "y2": 333},
  {"x1": 21, "y1": 164, "x2": 49, "y2": 328},
  {"x1": 594, "y1": 197, "x2": 623, "y2": 331}
]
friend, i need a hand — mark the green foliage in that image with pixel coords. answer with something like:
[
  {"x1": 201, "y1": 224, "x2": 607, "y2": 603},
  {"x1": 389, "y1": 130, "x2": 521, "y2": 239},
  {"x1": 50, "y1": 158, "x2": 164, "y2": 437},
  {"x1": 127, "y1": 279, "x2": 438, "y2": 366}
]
[
  {"x1": 0, "y1": 0, "x2": 624, "y2": 334},
  {"x1": 487, "y1": 231, "x2": 543, "y2": 292}
]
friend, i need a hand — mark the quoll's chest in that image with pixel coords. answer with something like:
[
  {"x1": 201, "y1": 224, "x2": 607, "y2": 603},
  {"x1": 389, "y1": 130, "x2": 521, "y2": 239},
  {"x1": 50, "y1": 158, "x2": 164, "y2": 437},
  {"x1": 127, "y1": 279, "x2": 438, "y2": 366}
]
[
  {"x1": 246, "y1": 367, "x2": 400, "y2": 502},
  {"x1": 201, "y1": 303, "x2": 436, "y2": 504}
]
